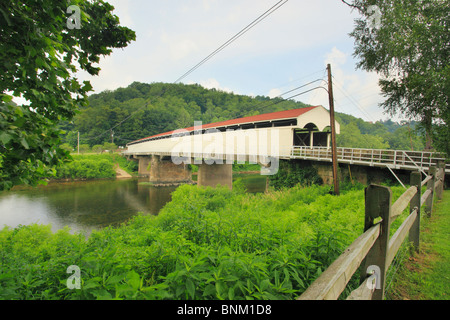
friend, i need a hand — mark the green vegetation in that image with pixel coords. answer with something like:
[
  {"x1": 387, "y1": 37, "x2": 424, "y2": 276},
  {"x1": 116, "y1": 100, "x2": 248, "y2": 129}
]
[
  {"x1": 269, "y1": 161, "x2": 323, "y2": 191},
  {"x1": 232, "y1": 162, "x2": 261, "y2": 173},
  {"x1": 0, "y1": 0, "x2": 135, "y2": 191},
  {"x1": 54, "y1": 154, "x2": 137, "y2": 181},
  {"x1": 387, "y1": 190, "x2": 450, "y2": 300},
  {"x1": 0, "y1": 182, "x2": 408, "y2": 300},
  {"x1": 190, "y1": 162, "x2": 262, "y2": 174},
  {"x1": 55, "y1": 155, "x2": 116, "y2": 180},
  {"x1": 335, "y1": 113, "x2": 424, "y2": 151}
]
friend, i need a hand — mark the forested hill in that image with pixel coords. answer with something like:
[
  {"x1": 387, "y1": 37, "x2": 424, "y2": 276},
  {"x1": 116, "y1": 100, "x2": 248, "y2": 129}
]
[{"x1": 60, "y1": 81, "x2": 424, "y2": 152}]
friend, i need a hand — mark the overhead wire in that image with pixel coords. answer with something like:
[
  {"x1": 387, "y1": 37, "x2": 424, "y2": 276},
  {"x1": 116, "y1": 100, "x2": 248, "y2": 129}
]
[
  {"x1": 174, "y1": 0, "x2": 289, "y2": 83},
  {"x1": 331, "y1": 75, "x2": 377, "y2": 122},
  {"x1": 253, "y1": 87, "x2": 329, "y2": 113},
  {"x1": 79, "y1": 0, "x2": 290, "y2": 143},
  {"x1": 252, "y1": 77, "x2": 327, "y2": 113},
  {"x1": 80, "y1": 72, "x2": 329, "y2": 144}
]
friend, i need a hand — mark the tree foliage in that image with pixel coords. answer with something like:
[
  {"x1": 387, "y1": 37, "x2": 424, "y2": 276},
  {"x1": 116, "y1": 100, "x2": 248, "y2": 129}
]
[
  {"x1": 344, "y1": 0, "x2": 449, "y2": 152},
  {"x1": 0, "y1": 0, "x2": 135, "y2": 190}
]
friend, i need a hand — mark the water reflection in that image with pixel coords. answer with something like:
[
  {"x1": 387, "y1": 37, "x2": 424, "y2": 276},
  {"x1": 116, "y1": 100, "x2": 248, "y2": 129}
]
[{"x1": 0, "y1": 175, "x2": 267, "y2": 235}]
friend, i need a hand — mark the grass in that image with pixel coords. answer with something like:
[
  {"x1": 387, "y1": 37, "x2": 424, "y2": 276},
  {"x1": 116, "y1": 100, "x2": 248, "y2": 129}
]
[{"x1": 387, "y1": 190, "x2": 450, "y2": 300}]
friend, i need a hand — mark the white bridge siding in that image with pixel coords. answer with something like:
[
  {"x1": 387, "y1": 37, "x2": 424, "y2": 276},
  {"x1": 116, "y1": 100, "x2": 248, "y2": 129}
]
[
  {"x1": 125, "y1": 106, "x2": 339, "y2": 162},
  {"x1": 124, "y1": 104, "x2": 448, "y2": 179},
  {"x1": 127, "y1": 127, "x2": 292, "y2": 161}
]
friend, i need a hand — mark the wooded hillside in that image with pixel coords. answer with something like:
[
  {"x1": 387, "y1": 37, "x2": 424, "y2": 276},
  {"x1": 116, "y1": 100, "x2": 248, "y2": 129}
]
[{"x1": 60, "y1": 81, "x2": 425, "y2": 152}]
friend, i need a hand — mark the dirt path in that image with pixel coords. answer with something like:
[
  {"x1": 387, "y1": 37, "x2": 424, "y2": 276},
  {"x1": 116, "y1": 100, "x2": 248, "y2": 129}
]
[{"x1": 114, "y1": 164, "x2": 132, "y2": 179}]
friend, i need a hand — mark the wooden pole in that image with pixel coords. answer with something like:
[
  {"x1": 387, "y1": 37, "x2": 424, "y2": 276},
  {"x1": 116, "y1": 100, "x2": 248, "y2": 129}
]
[
  {"x1": 409, "y1": 171, "x2": 421, "y2": 252},
  {"x1": 327, "y1": 64, "x2": 339, "y2": 195},
  {"x1": 77, "y1": 131, "x2": 80, "y2": 155},
  {"x1": 436, "y1": 161, "x2": 445, "y2": 200},
  {"x1": 360, "y1": 185, "x2": 392, "y2": 300},
  {"x1": 425, "y1": 166, "x2": 436, "y2": 217}
]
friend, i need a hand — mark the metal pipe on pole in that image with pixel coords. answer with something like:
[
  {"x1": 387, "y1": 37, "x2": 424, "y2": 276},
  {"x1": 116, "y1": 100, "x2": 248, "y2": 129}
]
[{"x1": 327, "y1": 64, "x2": 340, "y2": 195}]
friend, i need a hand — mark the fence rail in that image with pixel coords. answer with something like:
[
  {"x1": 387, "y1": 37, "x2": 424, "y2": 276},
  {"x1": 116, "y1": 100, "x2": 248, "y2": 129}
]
[
  {"x1": 297, "y1": 163, "x2": 446, "y2": 300},
  {"x1": 291, "y1": 146, "x2": 450, "y2": 174}
]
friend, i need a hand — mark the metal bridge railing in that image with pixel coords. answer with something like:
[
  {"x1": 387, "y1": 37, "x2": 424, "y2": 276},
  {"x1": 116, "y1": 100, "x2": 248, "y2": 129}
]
[{"x1": 291, "y1": 146, "x2": 449, "y2": 173}]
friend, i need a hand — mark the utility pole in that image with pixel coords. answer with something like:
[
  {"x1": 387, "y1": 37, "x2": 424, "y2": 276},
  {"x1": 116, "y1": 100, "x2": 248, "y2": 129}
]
[{"x1": 327, "y1": 64, "x2": 339, "y2": 195}]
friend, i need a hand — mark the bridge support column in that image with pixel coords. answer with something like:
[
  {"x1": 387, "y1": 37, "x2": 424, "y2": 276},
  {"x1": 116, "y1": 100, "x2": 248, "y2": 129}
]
[
  {"x1": 197, "y1": 163, "x2": 233, "y2": 189},
  {"x1": 136, "y1": 156, "x2": 151, "y2": 177},
  {"x1": 149, "y1": 155, "x2": 192, "y2": 186}
]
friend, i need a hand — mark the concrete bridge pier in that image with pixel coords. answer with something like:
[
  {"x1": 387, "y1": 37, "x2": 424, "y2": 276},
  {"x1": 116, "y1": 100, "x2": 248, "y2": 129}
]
[
  {"x1": 149, "y1": 155, "x2": 192, "y2": 186},
  {"x1": 135, "y1": 155, "x2": 151, "y2": 177},
  {"x1": 197, "y1": 163, "x2": 233, "y2": 189}
]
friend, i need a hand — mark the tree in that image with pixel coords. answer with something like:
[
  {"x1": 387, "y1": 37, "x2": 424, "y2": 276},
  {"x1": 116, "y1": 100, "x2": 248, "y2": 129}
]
[
  {"x1": 174, "y1": 108, "x2": 194, "y2": 129},
  {"x1": 343, "y1": 0, "x2": 449, "y2": 152},
  {"x1": 337, "y1": 122, "x2": 390, "y2": 149},
  {"x1": 0, "y1": 0, "x2": 135, "y2": 190}
]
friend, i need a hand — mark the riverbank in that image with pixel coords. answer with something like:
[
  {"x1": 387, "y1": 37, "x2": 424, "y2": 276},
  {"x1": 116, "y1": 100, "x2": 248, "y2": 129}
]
[
  {"x1": 52, "y1": 154, "x2": 262, "y2": 182},
  {"x1": 115, "y1": 164, "x2": 133, "y2": 179}
]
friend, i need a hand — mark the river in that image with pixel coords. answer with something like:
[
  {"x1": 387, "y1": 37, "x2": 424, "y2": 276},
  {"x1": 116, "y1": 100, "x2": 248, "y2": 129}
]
[{"x1": 0, "y1": 174, "x2": 267, "y2": 235}]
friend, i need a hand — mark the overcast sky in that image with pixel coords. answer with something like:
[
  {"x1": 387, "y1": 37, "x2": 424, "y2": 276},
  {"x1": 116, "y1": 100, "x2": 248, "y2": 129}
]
[{"x1": 77, "y1": 0, "x2": 393, "y2": 123}]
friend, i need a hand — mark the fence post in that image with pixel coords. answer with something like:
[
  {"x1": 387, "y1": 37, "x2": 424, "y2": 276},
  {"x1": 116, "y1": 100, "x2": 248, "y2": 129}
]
[
  {"x1": 409, "y1": 171, "x2": 421, "y2": 252},
  {"x1": 425, "y1": 166, "x2": 436, "y2": 217},
  {"x1": 436, "y1": 162, "x2": 445, "y2": 200},
  {"x1": 360, "y1": 185, "x2": 392, "y2": 300}
]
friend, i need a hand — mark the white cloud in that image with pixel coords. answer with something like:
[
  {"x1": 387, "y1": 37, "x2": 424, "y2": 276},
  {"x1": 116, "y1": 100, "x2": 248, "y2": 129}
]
[
  {"x1": 193, "y1": 78, "x2": 234, "y2": 93},
  {"x1": 301, "y1": 47, "x2": 386, "y2": 122},
  {"x1": 161, "y1": 32, "x2": 199, "y2": 61},
  {"x1": 268, "y1": 88, "x2": 282, "y2": 99},
  {"x1": 325, "y1": 47, "x2": 348, "y2": 70}
]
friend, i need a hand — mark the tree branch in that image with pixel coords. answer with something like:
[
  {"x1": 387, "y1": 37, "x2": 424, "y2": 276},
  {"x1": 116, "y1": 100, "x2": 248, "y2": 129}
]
[{"x1": 341, "y1": 0, "x2": 364, "y2": 12}]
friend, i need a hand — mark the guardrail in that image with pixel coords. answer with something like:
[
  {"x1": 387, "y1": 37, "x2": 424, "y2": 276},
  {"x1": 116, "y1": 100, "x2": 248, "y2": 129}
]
[
  {"x1": 291, "y1": 146, "x2": 450, "y2": 174},
  {"x1": 297, "y1": 164, "x2": 446, "y2": 300}
]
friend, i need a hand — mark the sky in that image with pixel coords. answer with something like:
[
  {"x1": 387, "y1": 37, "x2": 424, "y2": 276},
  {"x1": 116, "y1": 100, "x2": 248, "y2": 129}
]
[{"x1": 77, "y1": 0, "x2": 394, "y2": 123}]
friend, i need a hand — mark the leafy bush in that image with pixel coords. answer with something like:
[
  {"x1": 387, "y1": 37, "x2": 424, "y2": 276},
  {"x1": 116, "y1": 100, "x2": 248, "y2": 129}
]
[
  {"x1": 269, "y1": 160, "x2": 323, "y2": 190},
  {"x1": 53, "y1": 154, "x2": 138, "y2": 180},
  {"x1": 55, "y1": 155, "x2": 116, "y2": 180}
]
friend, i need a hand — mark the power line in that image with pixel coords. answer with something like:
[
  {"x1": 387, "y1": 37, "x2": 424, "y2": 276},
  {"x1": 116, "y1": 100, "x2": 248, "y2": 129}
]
[
  {"x1": 80, "y1": 74, "x2": 327, "y2": 143},
  {"x1": 83, "y1": 0, "x2": 296, "y2": 140},
  {"x1": 253, "y1": 85, "x2": 329, "y2": 112},
  {"x1": 80, "y1": 1, "x2": 290, "y2": 143},
  {"x1": 253, "y1": 78, "x2": 327, "y2": 112},
  {"x1": 331, "y1": 76, "x2": 376, "y2": 122},
  {"x1": 174, "y1": 0, "x2": 289, "y2": 83}
]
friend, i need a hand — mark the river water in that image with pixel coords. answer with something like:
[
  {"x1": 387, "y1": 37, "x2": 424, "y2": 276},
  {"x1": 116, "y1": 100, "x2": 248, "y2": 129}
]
[{"x1": 0, "y1": 174, "x2": 267, "y2": 235}]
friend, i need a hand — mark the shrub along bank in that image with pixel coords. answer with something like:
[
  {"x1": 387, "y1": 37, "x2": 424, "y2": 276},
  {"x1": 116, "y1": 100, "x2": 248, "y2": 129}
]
[
  {"x1": 54, "y1": 154, "x2": 138, "y2": 180},
  {"x1": 0, "y1": 182, "x2": 407, "y2": 300}
]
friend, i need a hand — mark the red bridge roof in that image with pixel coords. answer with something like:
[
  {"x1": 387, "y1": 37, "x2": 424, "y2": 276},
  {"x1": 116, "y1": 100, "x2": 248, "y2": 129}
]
[{"x1": 132, "y1": 106, "x2": 319, "y2": 143}]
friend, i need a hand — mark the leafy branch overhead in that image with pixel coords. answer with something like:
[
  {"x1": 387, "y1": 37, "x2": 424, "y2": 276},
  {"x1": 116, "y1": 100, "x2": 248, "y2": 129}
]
[{"x1": 0, "y1": 0, "x2": 136, "y2": 190}]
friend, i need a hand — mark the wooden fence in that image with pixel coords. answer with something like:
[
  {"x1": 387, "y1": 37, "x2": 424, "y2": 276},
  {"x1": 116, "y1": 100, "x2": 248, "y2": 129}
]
[{"x1": 297, "y1": 163, "x2": 446, "y2": 300}]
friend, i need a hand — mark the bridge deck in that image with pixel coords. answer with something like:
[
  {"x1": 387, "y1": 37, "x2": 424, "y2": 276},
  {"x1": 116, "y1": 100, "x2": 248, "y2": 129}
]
[{"x1": 290, "y1": 146, "x2": 450, "y2": 174}]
